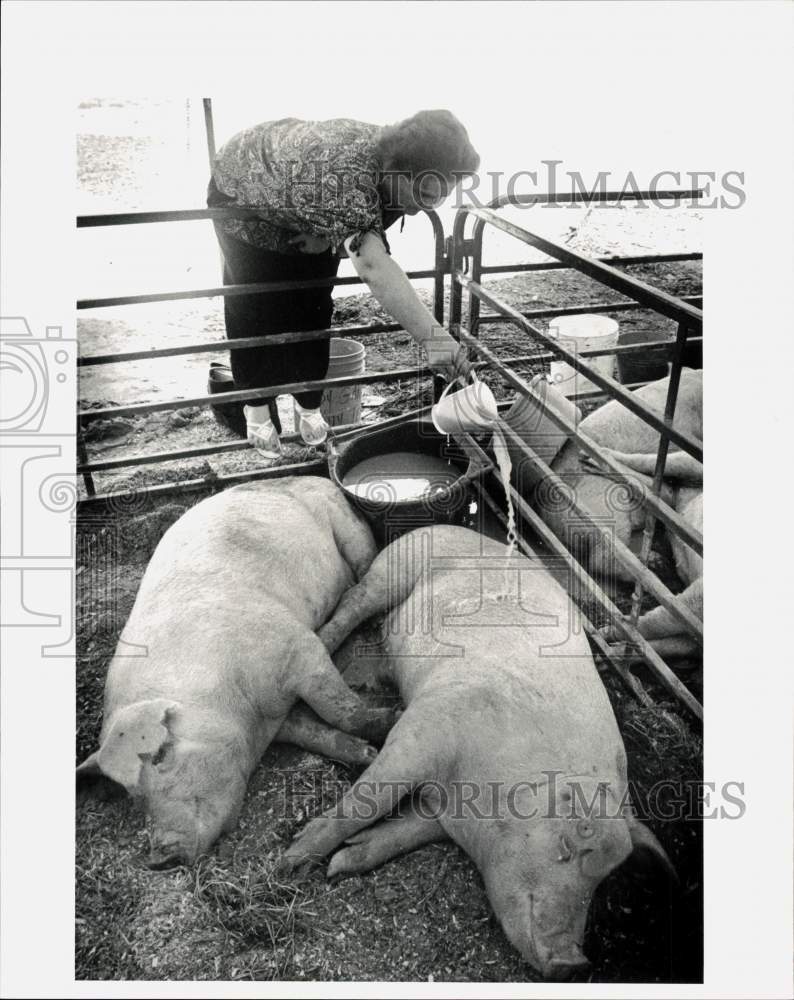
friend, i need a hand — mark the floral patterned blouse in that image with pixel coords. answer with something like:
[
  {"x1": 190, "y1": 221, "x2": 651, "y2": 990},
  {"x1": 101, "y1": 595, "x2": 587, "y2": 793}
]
[{"x1": 209, "y1": 118, "x2": 397, "y2": 257}]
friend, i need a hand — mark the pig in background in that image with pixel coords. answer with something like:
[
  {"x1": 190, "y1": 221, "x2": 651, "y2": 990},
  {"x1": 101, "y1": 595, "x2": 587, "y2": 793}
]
[
  {"x1": 590, "y1": 450, "x2": 702, "y2": 659},
  {"x1": 527, "y1": 369, "x2": 703, "y2": 661}
]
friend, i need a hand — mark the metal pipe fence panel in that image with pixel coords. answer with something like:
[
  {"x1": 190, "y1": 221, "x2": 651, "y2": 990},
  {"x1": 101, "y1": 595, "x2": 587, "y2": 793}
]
[
  {"x1": 76, "y1": 184, "x2": 703, "y2": 715},
  {"x1": 448, "y1": 194, "x2": 703, "y2": 717}
]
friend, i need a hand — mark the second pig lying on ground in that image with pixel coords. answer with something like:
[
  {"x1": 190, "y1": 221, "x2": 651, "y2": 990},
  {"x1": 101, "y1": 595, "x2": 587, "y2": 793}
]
[{"x1": 281, "y1": 524, "x2": 674, "y2": 981}]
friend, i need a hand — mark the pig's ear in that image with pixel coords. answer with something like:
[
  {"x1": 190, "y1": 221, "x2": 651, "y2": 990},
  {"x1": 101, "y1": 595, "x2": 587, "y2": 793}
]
[
  {"x1": 76, "y1": 751, "x2": 126, "y2": 801},
  {"x1": 76, "y1": 752, "x2": 101, "y2": 779},
  {"x1": 628, "y1": 821, "x2": 679, "y2": 885},
  {"x1": 95, "y1": 699, "x2": 179, "y2": 794}
]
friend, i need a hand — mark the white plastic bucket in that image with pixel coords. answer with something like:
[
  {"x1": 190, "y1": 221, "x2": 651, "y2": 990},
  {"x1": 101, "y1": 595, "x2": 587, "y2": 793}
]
[
  {"x1": 548, "y1": 314, "x2": 619, "y2": 398},
  {"x1": 294, "y1": 337, "x2": 366, "y2": 429}
]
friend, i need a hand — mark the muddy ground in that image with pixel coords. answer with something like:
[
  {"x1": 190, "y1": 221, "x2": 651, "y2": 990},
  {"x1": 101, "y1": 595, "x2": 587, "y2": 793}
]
[{"x1": 76, "y1": 261, "x2": 704, "y2": 983}]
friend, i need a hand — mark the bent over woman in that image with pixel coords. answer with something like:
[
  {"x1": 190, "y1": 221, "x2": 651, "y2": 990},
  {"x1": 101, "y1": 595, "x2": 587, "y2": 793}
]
[{"x1": 208, "y1": 110, "x2": 479, "y2": 457}]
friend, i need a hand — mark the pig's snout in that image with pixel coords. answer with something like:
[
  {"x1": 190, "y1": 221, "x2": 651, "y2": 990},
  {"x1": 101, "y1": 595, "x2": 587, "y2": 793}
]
[
  {"x1": 485, "y1": 866, "x2": 594, "y2": 982},
  {"x1": 147, "y1": 846, "x2": 188, "y2": 870},
  {"x1": 527, "y1": 896, "x2": 592, "y2": 981},
  {"x1": 535, "y1": 942, "x2": 590, "y2": 981},
  {"x1": 146, "y1": 831, "x2": 197, "y2": 870}
]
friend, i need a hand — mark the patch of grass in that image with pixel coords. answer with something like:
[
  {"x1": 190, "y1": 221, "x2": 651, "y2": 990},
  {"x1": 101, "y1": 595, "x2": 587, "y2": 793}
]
[
  {"x1": 75, "y1": 799, "x2": 149, "y2": 980},
  {"x1": 188, "y1": 858, "x2": 314, "y2": 968}
]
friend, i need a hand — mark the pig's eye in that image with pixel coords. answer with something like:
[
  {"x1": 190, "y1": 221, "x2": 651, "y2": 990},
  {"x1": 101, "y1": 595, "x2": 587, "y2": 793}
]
[
  {"x1": 557, "y1": 834, "x2": 573, "y2": 862},
  {"x1": 576, "y1": 819, "x2": 594, "y2": 839}
]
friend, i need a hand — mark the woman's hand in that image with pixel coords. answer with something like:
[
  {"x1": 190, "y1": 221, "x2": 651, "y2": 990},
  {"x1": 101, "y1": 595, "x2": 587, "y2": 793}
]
[{"x1": 424, "y1": 334, "x2": 471, "y2": 381}]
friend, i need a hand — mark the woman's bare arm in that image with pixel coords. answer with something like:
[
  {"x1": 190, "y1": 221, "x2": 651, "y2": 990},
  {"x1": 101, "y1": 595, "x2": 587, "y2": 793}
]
[{"x1": 344, "y1": 231, "x2": 467, "y2": 375}]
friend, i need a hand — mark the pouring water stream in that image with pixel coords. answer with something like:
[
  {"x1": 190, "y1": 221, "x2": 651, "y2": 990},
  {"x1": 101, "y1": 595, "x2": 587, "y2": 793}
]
[{"x1": 431, "y1": 372, "x2": 517, "y2": 599}]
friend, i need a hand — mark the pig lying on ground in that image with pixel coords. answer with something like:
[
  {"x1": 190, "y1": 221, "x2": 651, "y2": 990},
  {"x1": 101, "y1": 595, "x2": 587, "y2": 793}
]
[
  {"x1": 77, "y1": 477, "x2": 398, "y2": 868},
  {"x1": 537, "y1": 369, "x2": 702, "y2": 585},
  {"x1": 281, "y1": 525, "x2": 674, "y2": 981}
]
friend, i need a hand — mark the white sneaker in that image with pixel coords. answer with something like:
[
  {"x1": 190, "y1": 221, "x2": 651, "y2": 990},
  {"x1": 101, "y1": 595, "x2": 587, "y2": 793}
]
[
  {"x1": 295, "y1": 403, "x2": 329, "y2": 446},
  {"x1": 244, "y1": 405, "x2": 282, "y2": 460}
]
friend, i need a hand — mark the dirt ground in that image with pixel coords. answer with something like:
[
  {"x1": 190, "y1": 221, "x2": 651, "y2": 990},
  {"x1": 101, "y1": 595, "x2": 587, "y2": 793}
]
[{"x1": 76, "y1": 258, "x2": 704, "y2": 984}]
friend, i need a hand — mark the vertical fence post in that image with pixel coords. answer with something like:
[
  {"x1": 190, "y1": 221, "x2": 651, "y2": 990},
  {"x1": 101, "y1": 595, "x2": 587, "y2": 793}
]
[
  {"x1": 430, "y1": 215, "x2": 447, "y2": 404},
  {"x1": 627, "y1": 320, "x2": 694, "y2": 626},
  {"x1": 202, "y1": 98, "x2": 225, "y2": 282},
  {"x1": 431, "y1": 215, "x2": 445, "y2": 326},
  {"x1": 467, "y1": 219, "x2": 484, "y2": 338},
  {"x1": 443, "y1": 215, "x2": 468, "y2": 404},
  {"x1": 202, "y1": 98, "x2": 216, "y2": 168},
  {"x1": 449, "y1": 219, "x2": 465, "y2": 331},
  {"x1": 77, "y1": 426, "x2": 96, "y2": 497}
]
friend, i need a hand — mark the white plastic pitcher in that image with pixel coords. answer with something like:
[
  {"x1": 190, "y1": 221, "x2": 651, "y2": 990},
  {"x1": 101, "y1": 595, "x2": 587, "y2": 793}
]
[
  {"x1": 431, "y1": 371, "x2": 499, "y2": 435},
  {"x1": 548, "y1": 315, "x2": 619, "y2": 398}
]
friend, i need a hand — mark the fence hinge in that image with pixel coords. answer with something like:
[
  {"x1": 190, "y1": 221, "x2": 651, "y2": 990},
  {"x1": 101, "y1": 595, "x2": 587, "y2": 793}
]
[{"x1": 444, "y1": 237, "x2": 476, "y2": 262}]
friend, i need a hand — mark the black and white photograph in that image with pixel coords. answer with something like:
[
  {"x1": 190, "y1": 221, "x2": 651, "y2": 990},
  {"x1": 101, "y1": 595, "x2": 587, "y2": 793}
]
[{"x1": 1, "y1": 2, "x2": 792, "y2": 997}]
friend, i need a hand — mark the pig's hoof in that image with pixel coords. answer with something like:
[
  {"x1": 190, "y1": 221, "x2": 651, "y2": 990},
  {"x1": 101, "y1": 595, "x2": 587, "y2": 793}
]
[
  {"x1": 326, "y1": 849, "x2": 358, "y2": 881},
  {"x1": 326, "y1": 838, "x2": 374, "y2": 880},
  {"x1": 276, "y1": 845, "x2": 318, "y2": 879},
  {"x1": 332, "y1": 733, "x2": 378, "y2": 767},
  {"x1": 274, "y1": 851, "x2": 301, "y2": 878},
  {"x1": 599, "y1": 622, "x2": 621, "y2": 643}
]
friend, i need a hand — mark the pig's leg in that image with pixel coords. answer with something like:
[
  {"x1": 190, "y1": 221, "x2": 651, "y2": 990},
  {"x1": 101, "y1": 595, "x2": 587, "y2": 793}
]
[
  {"x1": 326, "y1": 797, "x2": 448, "y2": 879},
  {"x1": 637, "y1": 578, "x2": 703, "y2": 642},
  {"x1": 275, "y1": 704, "x2": 378, "y2": 766},
  {"x1": 326, "y1": 496, "x2": 378, "y2": 582},
  {"x1": 597, "y1": 447, "x2": 703, "y2": 485},
  {"x1": 287, "y1": 633, "x2": 398, "y2": 744},
  {"x1": 647, "y1": 635, "x2": 699, "y2": 659},
  {"x1": 319, "y1": 532, "x2": 424, "y2": 654},
  {"x1": 281, "y1": 716, "x2": 432, "y2": 871},
  {"x1": 601, "y1": 577, "x2": 702, "y2": 654}
]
